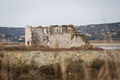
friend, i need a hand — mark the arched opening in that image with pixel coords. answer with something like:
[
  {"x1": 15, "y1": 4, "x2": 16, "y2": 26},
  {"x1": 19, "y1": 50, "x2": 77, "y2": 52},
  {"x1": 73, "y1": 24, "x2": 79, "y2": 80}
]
[{"x1": 27, "y1": 41, "x2": 30, "y2": 45}]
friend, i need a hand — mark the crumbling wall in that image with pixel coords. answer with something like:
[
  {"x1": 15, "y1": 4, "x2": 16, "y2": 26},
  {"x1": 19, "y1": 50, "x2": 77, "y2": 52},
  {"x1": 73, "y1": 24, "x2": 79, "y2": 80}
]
[
  {"x1": 70, "y1": 34, "x2": 86, "y2": 48},
  {"x1": 48, "y1": 33, "x2": 71, "y2": 48},
  {"x1": 32, "y1": 27, "x2": 49, "y2": 46},
  {"x1": 25, "y1": 25, "x2": 88, "y2": 48},
  {"x1": 48, "y1": 33, "x2": 86, "y2": 48}
]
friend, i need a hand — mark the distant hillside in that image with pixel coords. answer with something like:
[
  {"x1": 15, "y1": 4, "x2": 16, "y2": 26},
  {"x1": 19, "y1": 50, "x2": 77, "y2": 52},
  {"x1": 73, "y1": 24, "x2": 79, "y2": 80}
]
[
  {"x1": 0, "y1": 27, "x2": 24, "y2": 42},
  {"x1": 0, "y1": 27, "x2": 24, "y2": 37},
  {"x1": 75, "y1": 22, "x2": 120, "y2": 41},
  {"x1": 0, "y1": 22, "x2": 120, "y2": 42}
]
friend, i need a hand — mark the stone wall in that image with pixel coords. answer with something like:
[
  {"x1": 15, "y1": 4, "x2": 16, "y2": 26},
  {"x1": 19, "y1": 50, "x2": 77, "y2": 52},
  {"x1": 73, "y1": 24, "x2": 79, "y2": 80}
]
[
  {"x1": 48, "y1": 33, "x2": 86, "y2": 48},
  {"x1": 25, "y1": 26, "x2": 32, "y2": 46},
  {"x1": 25, "y1": 25, "x2": 88, "y2": 48}
]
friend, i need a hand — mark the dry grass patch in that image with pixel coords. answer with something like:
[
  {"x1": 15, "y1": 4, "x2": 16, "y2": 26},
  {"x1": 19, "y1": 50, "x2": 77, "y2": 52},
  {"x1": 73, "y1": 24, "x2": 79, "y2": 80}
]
[{"x1": 0, "y1": 44, "x2": 103, "y2": 51}]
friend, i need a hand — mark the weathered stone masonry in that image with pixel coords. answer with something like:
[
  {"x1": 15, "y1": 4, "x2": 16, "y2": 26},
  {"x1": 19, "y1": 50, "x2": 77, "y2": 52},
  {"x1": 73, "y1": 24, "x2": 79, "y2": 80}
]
[{"x1": 25, "y1": 25, "x2": 88, "y2": 48}]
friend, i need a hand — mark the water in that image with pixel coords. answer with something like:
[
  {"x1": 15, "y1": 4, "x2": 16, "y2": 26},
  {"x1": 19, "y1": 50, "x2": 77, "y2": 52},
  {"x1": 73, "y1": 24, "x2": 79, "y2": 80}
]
[{"x1": 99, "y1": 46, "x2": 120, "y2": 50}]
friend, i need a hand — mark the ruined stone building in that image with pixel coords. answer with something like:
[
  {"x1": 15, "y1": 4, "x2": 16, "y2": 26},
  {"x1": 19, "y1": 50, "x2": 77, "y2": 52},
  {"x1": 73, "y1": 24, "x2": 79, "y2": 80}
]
[{"x1": 25, "y1": 25, "x2": 88, "y2": 48}]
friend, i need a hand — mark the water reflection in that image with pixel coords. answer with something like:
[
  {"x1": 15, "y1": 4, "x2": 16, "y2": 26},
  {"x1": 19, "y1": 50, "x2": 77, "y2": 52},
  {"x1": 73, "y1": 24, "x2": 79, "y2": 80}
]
[{"x1": 99, "y1": 46, "x2": 120, "y2": 50}]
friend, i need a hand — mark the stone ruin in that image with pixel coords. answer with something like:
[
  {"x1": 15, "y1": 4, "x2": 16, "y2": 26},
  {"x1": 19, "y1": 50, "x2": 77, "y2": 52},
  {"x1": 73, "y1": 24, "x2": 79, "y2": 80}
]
[{"x1": 25, "y1": 25, "x2": 88, "y2": 48}]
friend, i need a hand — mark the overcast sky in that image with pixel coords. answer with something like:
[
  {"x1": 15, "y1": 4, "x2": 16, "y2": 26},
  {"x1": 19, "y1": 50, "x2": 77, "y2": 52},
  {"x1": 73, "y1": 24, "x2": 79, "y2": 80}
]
[{"x1": 0, "y1": 0, "x2": 120, "y2": 27}]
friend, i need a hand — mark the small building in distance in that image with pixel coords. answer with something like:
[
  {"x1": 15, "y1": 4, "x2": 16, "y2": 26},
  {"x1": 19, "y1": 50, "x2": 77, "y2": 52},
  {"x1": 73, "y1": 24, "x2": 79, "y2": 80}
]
[{"x1": 25, "y1": 25, "x2": 88, "y2": 48}]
